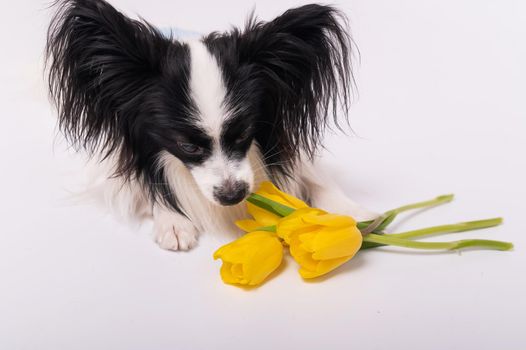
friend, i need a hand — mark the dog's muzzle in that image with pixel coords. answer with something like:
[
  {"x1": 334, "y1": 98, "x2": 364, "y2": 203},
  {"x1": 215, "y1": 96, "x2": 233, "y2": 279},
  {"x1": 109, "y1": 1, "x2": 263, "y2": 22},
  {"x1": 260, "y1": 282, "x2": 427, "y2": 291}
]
[{"x1": 213, "y1": 180, "x2": 249, "y2": 206}]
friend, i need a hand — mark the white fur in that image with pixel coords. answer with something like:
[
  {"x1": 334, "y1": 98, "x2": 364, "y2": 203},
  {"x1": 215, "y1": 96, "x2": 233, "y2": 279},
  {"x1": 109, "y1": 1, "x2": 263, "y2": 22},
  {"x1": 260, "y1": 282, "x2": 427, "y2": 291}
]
[
  {"x1": 187, "y1": 40, "x2": 228, "y2": 139},
  {"x1": 185, "y1": 41, "x2": 255, "y2": 204},
  {"x1": 299, "y1": 159, "x2": 379, "y2": 221}
]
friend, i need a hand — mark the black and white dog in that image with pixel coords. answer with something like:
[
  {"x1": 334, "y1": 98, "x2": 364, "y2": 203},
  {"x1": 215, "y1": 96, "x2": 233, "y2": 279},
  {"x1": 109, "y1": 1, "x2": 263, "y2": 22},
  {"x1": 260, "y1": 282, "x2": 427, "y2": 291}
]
[{"x1": 46, "y1": 0, "x2": 375, "y2": 251}]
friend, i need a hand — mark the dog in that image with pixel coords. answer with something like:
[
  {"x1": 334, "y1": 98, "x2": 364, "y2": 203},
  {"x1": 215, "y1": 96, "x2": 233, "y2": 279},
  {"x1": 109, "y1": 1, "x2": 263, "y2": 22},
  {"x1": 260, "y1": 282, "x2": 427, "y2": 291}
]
[{"x1": 46, "y1": 0, "x2": 376, "y2": 251}]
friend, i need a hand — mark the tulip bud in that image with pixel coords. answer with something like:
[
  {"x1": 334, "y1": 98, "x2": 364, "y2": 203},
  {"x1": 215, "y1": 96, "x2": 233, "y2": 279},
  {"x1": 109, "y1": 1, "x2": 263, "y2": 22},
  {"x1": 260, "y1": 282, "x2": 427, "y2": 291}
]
[
  {"x1": 277, "y1": 209, "x2": 362, "y2": 279},
  {"x1": 213, "y1": 231, "x2": 284, "y2": 286}
]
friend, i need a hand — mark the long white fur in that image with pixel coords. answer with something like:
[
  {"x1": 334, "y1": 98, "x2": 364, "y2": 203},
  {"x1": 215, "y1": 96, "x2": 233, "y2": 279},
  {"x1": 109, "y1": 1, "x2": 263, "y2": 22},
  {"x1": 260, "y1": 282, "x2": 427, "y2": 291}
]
[{"x1": 187, "y1": 41, "x2": 228, "y2": 139}]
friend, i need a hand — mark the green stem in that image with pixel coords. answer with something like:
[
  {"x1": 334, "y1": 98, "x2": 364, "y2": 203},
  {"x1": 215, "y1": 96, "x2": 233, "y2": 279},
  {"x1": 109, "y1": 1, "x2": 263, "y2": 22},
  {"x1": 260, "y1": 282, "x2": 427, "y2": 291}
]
[
  {"x1": 387, "y1": 194, "x2": 455, "y2": 216},
  {"x1": 357, "y1": 194, "x2": 455, "y2": 232},
  {"x1": 391, "y1": 218, "x2": 503, "y2": 238},
  {"x1": 248, "y1": 192, "x2": 455, "y2": 233},
  {"x1": 246, "y1": 193, "x2": 295, "y2": 217},
  {"x1": 360, "y1": 218, "x2": 503, "y2": 250},
  {"x1": 377, "y1": 194, "x2": 455, "y2": 231},
  {"x1": 363, "y1": 233, "x2": 513, "y2": 251},
  {"x1": 255, "y1": 225, "x2": 277, "y2": 233}
]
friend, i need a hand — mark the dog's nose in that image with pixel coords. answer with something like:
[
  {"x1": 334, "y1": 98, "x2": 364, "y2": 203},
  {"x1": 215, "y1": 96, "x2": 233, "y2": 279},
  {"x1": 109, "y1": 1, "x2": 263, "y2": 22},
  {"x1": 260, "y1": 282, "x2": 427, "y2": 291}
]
[{"x1": 213, "y1": 180, "x2": 249, "y2": 206}]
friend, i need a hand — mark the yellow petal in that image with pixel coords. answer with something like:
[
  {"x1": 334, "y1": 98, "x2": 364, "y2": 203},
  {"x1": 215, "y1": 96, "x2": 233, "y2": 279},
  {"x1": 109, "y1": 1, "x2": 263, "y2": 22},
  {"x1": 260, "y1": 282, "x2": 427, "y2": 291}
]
[
  {"x1": 240, "y1": 232, "x2": 283, "y2": 285},
  {"x1": 275, "y1": 207, "x2": 326, "y2": 243},
  {"x1": 311, "y1": 227, "x2": 362, "y2": 259},
  {"x1": 285, "y1": 223, "x2": 361, "y2": 278},
  {"x1": 215, "y1": 231, "x2": 284, "y2": 286},
  {"x1": 289, "y1": 235, "x2": 320, "y2": 272},
  {"x1": 275, "y1": 217, "x2": 303, "y2": 243},
  {"x1": 290, "y1": 207, "x2": 327, "y2": 218},
  {"x1": 257, "y1": 181, "x2": 309, "y2": 209},
  {"x1": 297, "y1": 232, "x2": 317, "y2": 252},
  {"x1": 235, "y1": 219, "x2": 263, "y2": 232},
  {"x1": 231, "y1": 263, "x2": 245, "y2": 279},
  {"x1": 213, "y1": 244, "x2": 231, "y2": 260},
  {"x1": 311, "y1": 237, "x2": 361, "y2": 260},
  {"x1": 247, "y1": 202, "x2": 282, "y2": 226},
  {"x1": 246, "y1": 240, "x2": 283, "y2": 285},
  {"x1": 219, "y1": 262, "x2": 239, "y2": 284},
  {"x1": 299, "y1": 255, "x2": 352, "y2": 279},
  {"x1": 214, "y1": 232, "x2": 262, "y2": 263},
  {"x1": 302, "y1": 213, "x2": 356, "y2": 227}
]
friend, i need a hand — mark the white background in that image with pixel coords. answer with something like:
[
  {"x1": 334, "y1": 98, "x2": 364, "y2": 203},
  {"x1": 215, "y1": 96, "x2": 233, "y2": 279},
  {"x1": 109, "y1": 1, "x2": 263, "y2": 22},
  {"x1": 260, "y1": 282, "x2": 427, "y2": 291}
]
[{"x1": 1, "y1": 0, "x2": 525, "y2": 349}]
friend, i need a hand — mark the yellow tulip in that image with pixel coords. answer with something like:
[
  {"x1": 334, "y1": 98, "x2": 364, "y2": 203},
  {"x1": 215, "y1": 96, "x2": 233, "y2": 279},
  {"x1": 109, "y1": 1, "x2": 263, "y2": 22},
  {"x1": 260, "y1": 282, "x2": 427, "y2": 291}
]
[
  {"x1": 213, "y1": 231, "x2": 284, "y2": 286},
  {"x1": 236, "y1": 181, "x2": 308, "y2": 232},
  {"x1": 217, "y1": 181, "x2": 511, "y2": 286},
  {"x1": 277, "y1": 208, "x2": 363, "y2": 279}
]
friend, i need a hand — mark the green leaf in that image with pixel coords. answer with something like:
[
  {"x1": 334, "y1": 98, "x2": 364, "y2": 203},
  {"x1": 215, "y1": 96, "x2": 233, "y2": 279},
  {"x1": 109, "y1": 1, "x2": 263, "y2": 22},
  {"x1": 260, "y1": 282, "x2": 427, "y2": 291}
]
[{"x1": 246, "y1": 193, "x2": 295, "y2": 217}]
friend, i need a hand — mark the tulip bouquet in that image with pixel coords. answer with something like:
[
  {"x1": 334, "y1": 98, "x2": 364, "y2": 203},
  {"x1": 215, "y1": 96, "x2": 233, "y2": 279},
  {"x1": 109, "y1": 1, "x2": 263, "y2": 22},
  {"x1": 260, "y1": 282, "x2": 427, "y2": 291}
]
[{"x1": 214, "y1": 182, "x2": 513, "y2": 287}]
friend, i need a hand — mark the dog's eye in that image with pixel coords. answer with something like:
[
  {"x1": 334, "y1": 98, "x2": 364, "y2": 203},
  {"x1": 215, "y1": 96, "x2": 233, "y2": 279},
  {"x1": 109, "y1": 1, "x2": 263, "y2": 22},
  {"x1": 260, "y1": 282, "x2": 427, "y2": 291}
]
[{"x1": 178, "y1": 142, "x2": 203, "y2": 155}]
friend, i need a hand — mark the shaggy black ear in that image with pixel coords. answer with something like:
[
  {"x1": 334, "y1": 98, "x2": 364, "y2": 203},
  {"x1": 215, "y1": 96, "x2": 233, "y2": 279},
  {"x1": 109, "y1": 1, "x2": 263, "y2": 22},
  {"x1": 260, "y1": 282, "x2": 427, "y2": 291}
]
[
  {"x1": 46, "y1": 0, "x2": 170, "y2": 168},
  {"x1": 239, "y1": 4, "x2": 353, "y2": 174}
]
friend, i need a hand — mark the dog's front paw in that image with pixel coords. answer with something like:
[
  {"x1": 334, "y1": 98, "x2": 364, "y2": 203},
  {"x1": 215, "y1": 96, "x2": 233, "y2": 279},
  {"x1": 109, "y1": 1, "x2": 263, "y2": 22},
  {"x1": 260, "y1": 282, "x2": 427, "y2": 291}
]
[
  {"x1": 155, "y1": 226, "x2": 198, "y2": 251},
  {"x1": 153, "y1": 210, "x2": 199, "y2": 251},
  {"x1": 153, "y1": 207, "x2": 199, "y2": 250}
]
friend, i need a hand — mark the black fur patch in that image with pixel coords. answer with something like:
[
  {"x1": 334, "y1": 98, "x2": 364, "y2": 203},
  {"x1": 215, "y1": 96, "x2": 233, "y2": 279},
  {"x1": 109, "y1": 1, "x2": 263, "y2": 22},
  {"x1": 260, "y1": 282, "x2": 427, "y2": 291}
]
[{"x1": 205, "y1": 4, "x2": 354, "y2": 178}]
